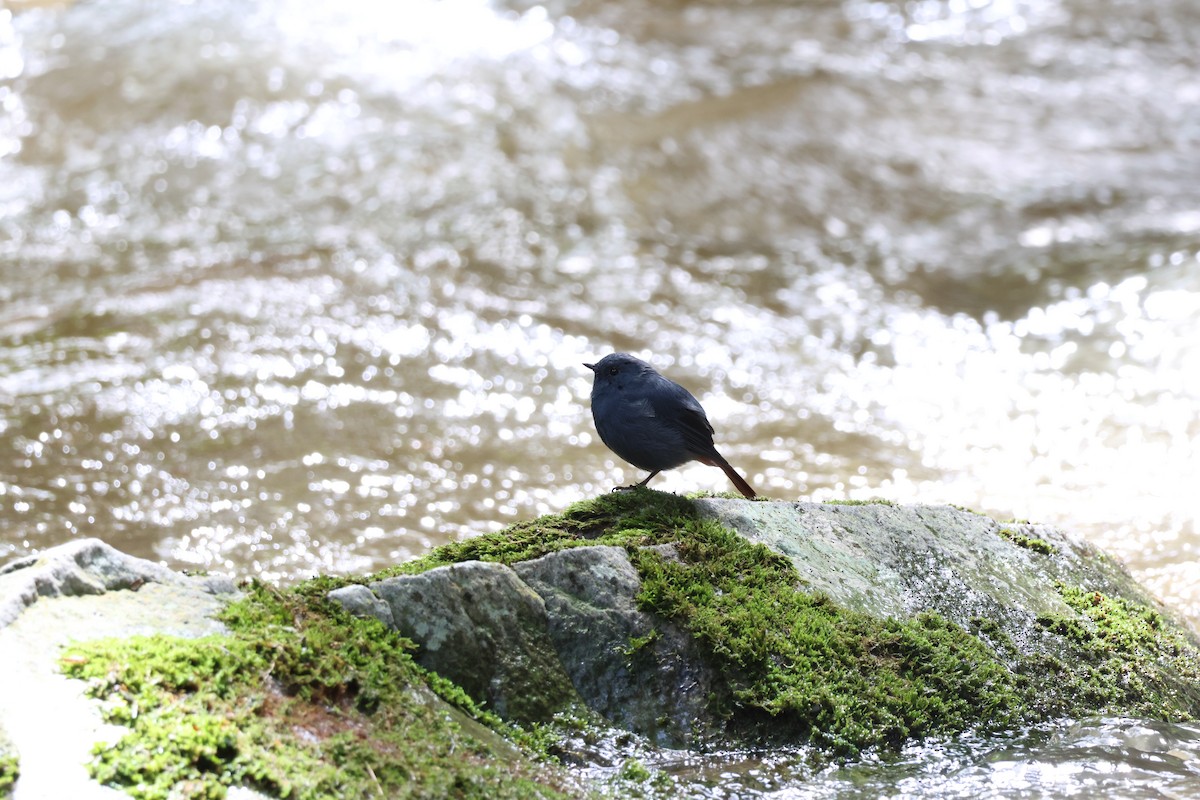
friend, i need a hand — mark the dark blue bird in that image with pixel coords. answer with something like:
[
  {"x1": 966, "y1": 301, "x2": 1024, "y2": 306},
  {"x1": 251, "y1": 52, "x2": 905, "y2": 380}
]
[{"x1": 584, "y1": 353, "x2": 756, "y2": 498}]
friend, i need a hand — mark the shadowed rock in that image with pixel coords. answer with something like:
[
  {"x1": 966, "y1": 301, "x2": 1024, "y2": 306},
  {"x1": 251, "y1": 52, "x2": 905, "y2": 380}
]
[
  {"x1": 334, "y1": 561, "x2": 582, "y2": 724},
  {"x1": 513, "y1": 546, "x2": 720, "y2": 746}
]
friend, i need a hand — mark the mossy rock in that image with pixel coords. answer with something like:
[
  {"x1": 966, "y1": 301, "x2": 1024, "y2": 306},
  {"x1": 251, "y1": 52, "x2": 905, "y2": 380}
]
[
  {"x1": 350, "y1": 491, "x2": 1200, "y2": 755},
  {"x1": 60, "y1": 583, "x2": 585, "y2": 800},
  {"x1": 55, "y1": 491, "x2": 1200, "y2": 798}
]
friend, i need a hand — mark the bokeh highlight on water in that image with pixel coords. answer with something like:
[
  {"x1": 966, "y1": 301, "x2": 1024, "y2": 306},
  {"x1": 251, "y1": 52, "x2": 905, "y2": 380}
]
[
  {"x1": 4, "y1": 0, "x2": 1197, "y2": 621},
  {"x1": 1, "y1": 0, "x2": 1197, "y2": 614},
  {"x1": 2, "y1": 0, "x2": 1200, "y2": 795}
]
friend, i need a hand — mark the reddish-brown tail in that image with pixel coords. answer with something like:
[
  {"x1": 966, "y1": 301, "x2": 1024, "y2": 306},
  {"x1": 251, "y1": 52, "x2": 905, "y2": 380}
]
[{"x1": 701, "y1": 453, "x2": 757, "y2": 498}]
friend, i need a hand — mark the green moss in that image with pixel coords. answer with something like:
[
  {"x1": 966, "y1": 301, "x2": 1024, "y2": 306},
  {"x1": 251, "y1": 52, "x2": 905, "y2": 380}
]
[
  {"x1": 687, "y1": 490, "x2": 764, "y2": 501},
  {"x1": 949, "y1": 504, "x2": 987, "y2": 515},
  {"x1": 626, "y1": 520, "x2": 1026, "y2": 755},
  {"x1": 0, "y1": 750, "x2": 17, "y2": 797},
  {"x1": 825, "y1": 498, "x2": 896, "y2": 507},
  {"x1": 997, "y1": 528, "x2": 1058, "y2": 555},
  {"x1": 61, "y1": 582, "x2": 581, "y2": 800},
  {"x1": 623, "y1": 630, "x2": 661, "y2": 662},
  {"x1": 608, "y1": 757, "x2": 676, "y2": 799},
  {"x1": 379, "y1": 490, "x2": 704, "y2": 577},
  {"x1": 617, "y1": 758, "x2": 652, "y2": 782},
  {"x1": 1029, "y1": 585, "x2": 1200, "y2": 718}
]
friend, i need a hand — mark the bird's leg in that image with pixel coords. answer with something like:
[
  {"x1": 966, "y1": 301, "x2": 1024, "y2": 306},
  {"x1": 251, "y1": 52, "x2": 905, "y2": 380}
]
[
  {"x1": 612, "y1": 470, "x2": 660, "y2": 493},
  {"x1": 634, "y1": 471, "x2": 659, "y2": 488}
]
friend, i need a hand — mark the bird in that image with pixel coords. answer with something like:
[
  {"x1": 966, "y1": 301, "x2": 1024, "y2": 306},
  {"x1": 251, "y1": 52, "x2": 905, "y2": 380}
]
[{"x1": 584, "y1": 352, "x2": 756, "y2": 498}]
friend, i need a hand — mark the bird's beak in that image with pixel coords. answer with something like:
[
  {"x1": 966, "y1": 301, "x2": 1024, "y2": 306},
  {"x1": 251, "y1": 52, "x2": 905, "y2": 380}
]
[{"x1": 583, "y1": 362, "x2": 596, "y2": 372}]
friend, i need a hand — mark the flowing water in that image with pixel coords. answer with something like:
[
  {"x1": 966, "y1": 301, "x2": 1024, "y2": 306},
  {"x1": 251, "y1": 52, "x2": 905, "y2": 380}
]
[
  {"x1": 1, "y1": 0, "x2": 1199, "y2": 796},
  {"x1": 637, "y1": 719, "x2": 1200, "y2": 798}
]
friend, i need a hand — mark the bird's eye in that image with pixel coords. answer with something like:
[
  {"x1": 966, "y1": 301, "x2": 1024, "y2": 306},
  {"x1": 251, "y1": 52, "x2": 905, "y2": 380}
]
[{"x1": 608, "y1": 366, "x2": 619, "y2": 375}]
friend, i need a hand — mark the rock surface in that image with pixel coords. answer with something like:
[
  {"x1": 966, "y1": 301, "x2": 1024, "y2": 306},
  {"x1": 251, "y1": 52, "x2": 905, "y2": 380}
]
[
  {"x1": 0, "y1": 538, "x2": 235, "y2": 629},
  {"x1": 695, "y1": 500, "x2": 1178, "y2": 658},
  {"x1": 0, "y1": 539, "x2": 241, "y2": 800},
  {"x1": 331, "y1": 544, "x2": 724, "y2": 743},
  {"x1": 513, "y1": 546, "x2": 720, "y2": 745},
  {"x1": 336, "y1": 560, "x2": 582, "y2": 723}
]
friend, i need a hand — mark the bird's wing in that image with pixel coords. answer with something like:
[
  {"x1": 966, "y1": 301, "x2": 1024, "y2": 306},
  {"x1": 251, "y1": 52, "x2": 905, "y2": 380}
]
[{"x1": 647, "y1": 377, "x2": 717, "y2": 455}]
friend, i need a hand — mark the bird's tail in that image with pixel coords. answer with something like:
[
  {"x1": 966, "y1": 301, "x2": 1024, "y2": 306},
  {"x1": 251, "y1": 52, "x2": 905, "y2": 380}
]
[{"x1": 702, "y1": 453, "x2": 757, "y2": 499}]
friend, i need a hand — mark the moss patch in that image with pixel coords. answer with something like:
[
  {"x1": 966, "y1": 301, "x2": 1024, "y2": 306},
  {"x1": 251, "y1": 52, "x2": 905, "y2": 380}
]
[
  {"x1": 626, "y1": 515, "x2": 1026, "y2": 755},
  {"x1": 379, "y1": 490, "x2": 706, "y2": 576},
  {"x1": 1028, "y1": 585, "x2": 1200, "y2": 718},
  {"x1": 997, "y1": 527, "x2": 1058, "y2": 555},
  {"x1": 61, "y1": 582, "x2": 582, "y2": 800},
  {"x1": 0, "y1": 750, "x2": 17, "y2": 798}
]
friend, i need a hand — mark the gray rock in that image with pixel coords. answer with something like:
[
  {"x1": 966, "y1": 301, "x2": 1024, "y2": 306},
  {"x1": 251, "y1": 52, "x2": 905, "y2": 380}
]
[
  {"x1": 0, "y1": 538, "x2": 235, "y2": 631},
  {"x1": 331, "y1": 548, "x2": 722, "y2": 744},
  {"x1": 327, "y1": 584, "x2": 394, "y2": 628},
  {"x1": 695, "y1": 499, "x2": 1200, "y2": 656},
  {"x1": 514, "y1": 546, "x2": 720, "y2": 747},
  {"x1": 330, "y1": 549, "x2": 721, "y2": 742},
  {"x1": 351, "y1": 561, "x2": 582, "y2": 723},
  {"x1": 0, "y1": 558, "x2": 234, "y2": 800}
]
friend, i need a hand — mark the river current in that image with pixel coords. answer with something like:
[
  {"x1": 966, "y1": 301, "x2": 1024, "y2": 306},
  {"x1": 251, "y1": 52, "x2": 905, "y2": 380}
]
[{"x1": 2, "y1": 0, "x2": 1198, "y2": 796}]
